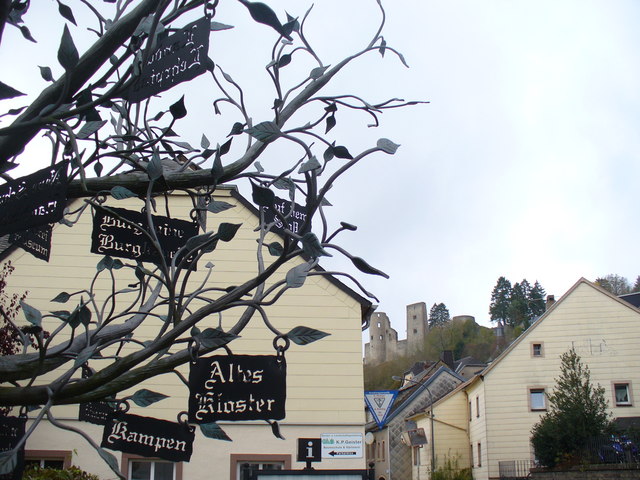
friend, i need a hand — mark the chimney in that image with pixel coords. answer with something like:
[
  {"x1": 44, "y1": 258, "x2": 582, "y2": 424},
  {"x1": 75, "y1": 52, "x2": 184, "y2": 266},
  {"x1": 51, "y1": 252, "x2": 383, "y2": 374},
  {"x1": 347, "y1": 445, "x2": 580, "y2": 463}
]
[
  {"x1": 441, "y1": 350, "x2": 455, "y2": 370},
  {"x1": 545, "y1": 295, "x2": 556, "y2": 311}
]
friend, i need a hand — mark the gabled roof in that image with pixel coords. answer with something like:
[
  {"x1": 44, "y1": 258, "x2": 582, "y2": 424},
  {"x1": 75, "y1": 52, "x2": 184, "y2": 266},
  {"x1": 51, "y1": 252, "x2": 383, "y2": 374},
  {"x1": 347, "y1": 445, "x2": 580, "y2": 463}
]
[{"x1": 478, "y1": 277, "x2": 640, "y2": 379}]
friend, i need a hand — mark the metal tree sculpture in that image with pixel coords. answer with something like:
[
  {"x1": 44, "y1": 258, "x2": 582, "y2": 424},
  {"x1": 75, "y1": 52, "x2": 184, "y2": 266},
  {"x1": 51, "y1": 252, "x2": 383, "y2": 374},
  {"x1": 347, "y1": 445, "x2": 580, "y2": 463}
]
[{"x1": 0, "y1": 0, "x2": 423, "y2": 477}]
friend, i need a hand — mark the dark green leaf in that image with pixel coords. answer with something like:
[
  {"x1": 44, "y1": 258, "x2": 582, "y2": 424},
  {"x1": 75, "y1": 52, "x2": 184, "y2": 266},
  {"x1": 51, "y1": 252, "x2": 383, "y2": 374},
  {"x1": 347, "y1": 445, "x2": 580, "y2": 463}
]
[
  {"x1": 0, "y1": 81, "x2": 25, "y2": 100},
  {"x1": 377, "y1": 138, "x2": 400, "y2": 154},
  {"x1": 147, "y1": 151, "x2": 164, "y2": 180},
  {"x1": 50, "y1": 310, "x2": 71, "y2": 320},
  {"x1": 76, "y1": 120, "x2": 107, "y2": 139},
  {"x1": 38, "y1": 65, "x2": 53, "y2": 82},
  {"x1": 211, "y1": 155, "x2": 223, "y2": 181},
  {"x1": 251, "y1": 183, "x2": 275, "y2": 207},
  {"x1": 112, "y1": 259, "x2": 124, "y2": 270},
  {"x1": 333, "y1": 146, "x2": 353, "y2": 159},
  {"x1": 277, "y1": 54, "x2": 292, "y2": 68},
  {"x1": 94, "y1": 161, "x2": 103, "y2": 177},
  {"x1": 286, "y1": 325, "x2": 330, "y2": 345},
  {"x1": 20, "y1": 301, "x2": 42, "y2": 326},
  {"x1": 219, "y1": 138, "x2": 232, "y2": 155},
  {"x1": 196, "y1": 328, "x2": 239, "y2": 349},
  {"x1": 273, "y1": 178, "x2": 295, "y2": 192},
  {"x1": 245, "y1": 121, "x2": 280, "y2": 143},
  {"x1": 218, "y1": 223, "x2": 242, "y2": 242},
  {"x1": 228, "y1": 122, "x2": 244, "y2": 136},
  {"x1": 298, "y1": 156, "x2": 321, "y2": 174},
  {"x1": 207, "y1": 201, "x2": 235, "y2": 214},
  {"x1": 200, "y1": 422, "x2": 232, "y2": 441},
  {"x1": 57, "y1": 0, "x2": 77, "y2": 25},
  {"x1": 58, "y1": 25, "x2": 79, "y2": 70},
  {"x1": 210, "y1": 21, "x2": 234, "y2": 31},
  {"x1": 97, "y1": 256, "x2": 114, "y2": 271},
  {"x1": 201, "y1": 134, "x2": 210, "y2": 149},
  {"x1": 301, "y1": 232, "x2": 331, "y2": 258},
  {"x1": 350, "y1": 256, "x2": 390, "y2": 279},
  {"x1": 269, "y1": 420, "x2": 285, "y2": 439},
  {"x1": 19, "y1": 25, "x2": 36, "y2": 42},
  {"x1": 184, "y1": 232, "x2": 215, "y2": 252},
  {"x1": 310, "y1": 65, "x2": 329, "y2": 79},
  {"x1": 170, "y1": 95, "x2": 187, "y2": 119},
  {"x1": 0, "y1": 452, "x2": 17, "y2": 476},
  {"x1": 285, "y1": 263, "x2": 311, "y2": 288},
  {"x1": 74, "y1": 345, "x2": 97, "y2": 368},
  {"x1": 96, "y1": 448, "x2": 119, "y2": 474},
  {"x1": 80, "y1": 303, "x2": 92, "y2": 326},
  {"x1": 323, "y1": 145, "x2": 334, "y2": 162},
  {"x1": 340, "y1": 221, "x2": 357, "y2": 231},
  {"x1": 240, "y1": 0, "x2": 291, "y2": 40},
  {"x1": 110, "y1": 186, "x2": 137, "y2": 199},
  {"x1": 131, "y1": 389, "x2": 169, "y2": 407},
  {"x1": 325, "y1": 114, "x2": 336, "y2": 133},
  {"x1": 51, "y1": 291, "x2": 71, "y2": 303},
  {"x1": 379, "y1": 38, "x2": 387, "y2": 57},
  {"x1": 267, "y1": 242, "x2": 284, "y2": 256}
]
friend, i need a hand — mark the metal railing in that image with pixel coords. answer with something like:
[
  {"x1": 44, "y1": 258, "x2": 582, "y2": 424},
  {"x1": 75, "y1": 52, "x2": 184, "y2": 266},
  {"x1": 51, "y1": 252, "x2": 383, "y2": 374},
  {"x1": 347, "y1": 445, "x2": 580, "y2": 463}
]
[{"x1": 498, "y1": 459, "x2": 535, "y2": 479}]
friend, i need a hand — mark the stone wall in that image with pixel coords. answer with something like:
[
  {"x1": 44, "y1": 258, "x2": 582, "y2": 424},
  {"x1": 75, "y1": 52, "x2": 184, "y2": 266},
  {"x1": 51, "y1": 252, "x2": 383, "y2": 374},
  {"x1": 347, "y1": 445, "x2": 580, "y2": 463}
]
[{"x1": 530, "y1": 464, "x2": 640, "y2": 480}]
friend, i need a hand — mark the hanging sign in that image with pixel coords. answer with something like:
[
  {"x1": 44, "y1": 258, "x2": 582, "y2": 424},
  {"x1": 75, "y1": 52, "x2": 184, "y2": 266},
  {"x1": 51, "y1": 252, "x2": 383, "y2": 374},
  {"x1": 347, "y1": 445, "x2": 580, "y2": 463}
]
[
  {"x1": 0, "y1": 416, "x2": 26, "y2": 480},
  {"x1": 364, "y1": 390, "x2": 398, "y2": 429},
  {"x1": 188, "y1": 355, "x2": 286, "y2": 423},
  {"x1": 0, "y1": 162, "x2": 68, "y2": 236},
  {"x1": 128, "y1": 17, "x2": 210, "y2": 102},
  {"x1": 9, "y1": 224, "x2": 53, "y2": 262},
  {"x1": 101, "y1": 412, "x2": 194, "y2": 462},
  {"x1": 79, "y1": 399, "x2": 118, "y2": 426},
  {"x1": 262, "y1": 197, "x2": 309, "y2": 236},
  {"x1": 91, "y1": 206, "x2": 198, "y2": 265}
]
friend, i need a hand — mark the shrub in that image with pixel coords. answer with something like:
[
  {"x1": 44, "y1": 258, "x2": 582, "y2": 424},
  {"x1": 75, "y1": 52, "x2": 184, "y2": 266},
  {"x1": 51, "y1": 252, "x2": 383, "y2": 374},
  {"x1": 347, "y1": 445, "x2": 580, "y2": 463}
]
[{"x1": 22, "y1": 465, "x2": 100, "y2": 480}]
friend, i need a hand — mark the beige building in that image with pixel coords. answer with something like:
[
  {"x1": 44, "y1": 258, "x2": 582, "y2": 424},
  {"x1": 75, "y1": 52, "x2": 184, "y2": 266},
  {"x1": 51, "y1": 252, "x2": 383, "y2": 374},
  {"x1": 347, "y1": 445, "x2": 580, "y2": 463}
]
[
  {"x1": 413, "y1": 278, "x2": 640, "y2": 480},
  {"x1": 1, "y1": 187, "x2": 372, "y2": 480}
]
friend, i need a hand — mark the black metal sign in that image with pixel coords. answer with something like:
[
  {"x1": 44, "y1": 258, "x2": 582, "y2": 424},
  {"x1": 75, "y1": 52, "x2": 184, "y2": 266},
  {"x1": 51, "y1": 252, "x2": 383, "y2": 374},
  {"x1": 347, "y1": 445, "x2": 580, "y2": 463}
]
[
  {"x1": 128, "y1": 17, "x2": 210, "y2": 102},
  {"x1": 91, "y1": 206, "x2": 198, "y2": 265},
  {"x1": 188, "y1": 355, "x2": 286, "y2": 423},
  {"x1": 0, "y1": 162, "x2": 68, "y2": 236},
  {"x1": 297, "y1": 438, "x2": 322, "y2": 463},
  {"x1": 101, "y1": 412, "x2": 194, "y2": 462},
  {"x1": 0, "y1": 416, "x2": 26, "y2": 480},
  {"x1": 9, "y1": 224, "x2": 53, "y2": 262},
  {"x1": 263, "y1": 197, "x2": 309, "y2": 236}
]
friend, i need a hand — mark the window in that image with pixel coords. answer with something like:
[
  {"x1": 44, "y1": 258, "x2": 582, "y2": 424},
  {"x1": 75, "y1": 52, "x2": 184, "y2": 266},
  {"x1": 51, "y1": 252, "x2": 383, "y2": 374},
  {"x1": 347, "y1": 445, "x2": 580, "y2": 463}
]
[
  {"x1": 477, "y1": 442, "x2": 482, "y2": 467},
  {"x1": 230, "y1": 455, "x2": 290, "y2": 480},
  {"x1": 121, "y1": 455, "x2": 182, "y2": 480},
  {"x1": 25, "y1": 451, "x2": 71, "y2": 470},
  {"x1": 469, "y1": 444, "x2": 473, "y2": 467},
  {"x1": 468, "y1": 401, "x2": 472, "y2": 421},
  {"x1": 412, "y1": 446, "x2": 421, "y2": 466},
  {"x1": 529, "y1": 388, "x2": 546, "y2": 411},
  {"x1": 531, "y1": 342, "x2": 544, "y2": 357},
  {"x1": 475, "y1": 396, "x2": 480, "y2": 418},
  {"x1": 613, "y1": 382, "x2": 632, "y2": 406}
]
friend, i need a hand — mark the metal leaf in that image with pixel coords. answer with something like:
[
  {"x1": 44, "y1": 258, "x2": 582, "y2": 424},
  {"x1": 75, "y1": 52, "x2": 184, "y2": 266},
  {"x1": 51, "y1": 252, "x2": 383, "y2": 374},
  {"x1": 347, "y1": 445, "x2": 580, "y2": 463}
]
[
  {"x1": 76, "y1": 120, "x2": 107, "y2": 139},
  {"x1": 0, "y1": 452, "x2": 17, "y2": 476},
  {"x1": 200, "y1": 422, "x2": 232, "y2": 441},
  {"x1": 131, "y1": 389, "x2": 169, "y2": 407},
  {"x1": 310, "y1": 65, "x2": 330, "y2": 80},
  {"x1": 240, "y1": 0, "x2": 291, "y2": 40},
  {"x1": 97, "y1": 256, "x2": 114, "y2": 271},
  {"x1": 38, "y1": 65, "x2": 53, "y2": 82},
  {"x1": 267, "y1": 242, "x2": 284, "y2": 256},
  {"x1": 0, "y1": 81, "x2": 25, "y2": 100},
  {"x1": 377, "y1": 138, "x2": 400, "y2": 154},
  {"x1": 333, "y1": 146, "x2": 353, "y2": 159},
  {"x1": 254, "y1": 161, "x2": 264, "y2": 173},
  {"x1": 325, "y1": 114, "x2": 336, "y2": 133},
  {"x1": 97, "y1": 448, "x2": 119, "y2": 474},
  {"x1": 185, "y1": 232, "x2": 214, "y2": 252},
  {"x1": 110, "y1": 186, "x2": 137, "y2": 199},
  {"x1": 51, "y1": 291, "x2": 71, "y2": 303},
  {"x1": 217, "y1": 223, "x2": 242, "y2": 242},
  {"x1": 228, "y1": 122, "x2": 244, "y2": 136},
  {"x1": 298, "y1": 156, "x2": 321, "y2": 174},
  {"x1": 285, "y1": 263, "x2": 311, "y2": 288},
  {"x1": 147, "y1": 151, "x2": 164, "y2": 180},
  {"x1": 74, "y1": 345, "x2": 97, "y2": 368},
  {"x1": 350, "y1": 256, "x2": 390, "y2": 279},
  {"x1": 277, "y1": 54, "x2": 292, "y2": 69},
  {"x1": 19, "y1": 25, "x2": 36, "y2": 42},
  {"x1": 273, "y1": 178, "x2": 295, "y2": 192},
  {"x1": 210, "y1": 21, "x2": 234, "y2": 31},
  {"x1": 196, "y1": 328, "x2": 239, "y2": 349},
  {"x1": 57, "y1": 0, "x2": 77, "y2": 25},
  {"x1": 207, "y1": 201, "x2": 235, "y2": 213},
  {"x1": 245, "y1": 121, "x2": 281, "y2": 143},
  {"x1": 286, "y1": 325, "x2": 330, "y2": 345},
  {"x1": 57, "y1": 25, "x2": 79, "y2": 70},
  {"x1": 201, "y1": 134, "x2": 210, "y2": 149},
  {"x1": 301, "y1": 232, "x2": 331, "y2": 258},
  {"x1": 169, "y1": 95, "x2": 187, "y2": 119},
  {"x1": 20, "y1": 301, "x2": 42, "y2": 326},
  {"x1": 269, "y1": 420, "x2": 285, "y2": 439},
  {"x1": 251, "y1": 182, "x2": 275, "y2": 207}
]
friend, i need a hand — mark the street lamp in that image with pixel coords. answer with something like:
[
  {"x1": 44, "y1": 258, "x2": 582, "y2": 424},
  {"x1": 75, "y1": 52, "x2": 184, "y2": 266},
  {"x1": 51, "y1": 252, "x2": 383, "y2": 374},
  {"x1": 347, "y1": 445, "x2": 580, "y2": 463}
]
[{"x1": 392, "y1": 375, "x2": 436, "y2": 475}]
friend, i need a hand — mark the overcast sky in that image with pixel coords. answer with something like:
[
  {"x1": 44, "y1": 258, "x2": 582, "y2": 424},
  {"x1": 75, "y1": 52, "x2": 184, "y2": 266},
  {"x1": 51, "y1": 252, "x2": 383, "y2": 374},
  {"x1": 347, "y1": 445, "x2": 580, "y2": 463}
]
[{"x1": 2, "y1": 1, "x2": 640, "y2": 342}]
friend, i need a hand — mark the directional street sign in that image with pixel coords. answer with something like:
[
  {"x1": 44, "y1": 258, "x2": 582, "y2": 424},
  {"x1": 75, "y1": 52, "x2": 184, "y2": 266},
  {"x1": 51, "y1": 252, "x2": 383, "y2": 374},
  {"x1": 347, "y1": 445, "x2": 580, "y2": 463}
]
[
  {"x1": 364, "y1": 390, "x2": 398, "y2": 428},
  {"x1": 321, "y1": 433, "x2": 363, "y2": 459}
]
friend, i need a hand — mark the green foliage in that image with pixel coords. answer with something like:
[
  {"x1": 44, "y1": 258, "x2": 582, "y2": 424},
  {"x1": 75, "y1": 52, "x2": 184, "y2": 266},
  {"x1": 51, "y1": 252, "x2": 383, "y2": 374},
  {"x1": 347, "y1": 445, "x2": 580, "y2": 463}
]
[
  {"x1": 489, "y1": 276, "x2": 546, "y2": 329},
  {"x1": 23, "y1": 465, "x2": 100, "y2": 480},
  {"x1": 531, "y1": 348, "x2": 611, "y2": 467},
  {"x1": 431, "y1": 455, "x2": 472, "y2": 480},
  {"x1": 429, "y1": 303, "x2": 450, "y2": 328}
]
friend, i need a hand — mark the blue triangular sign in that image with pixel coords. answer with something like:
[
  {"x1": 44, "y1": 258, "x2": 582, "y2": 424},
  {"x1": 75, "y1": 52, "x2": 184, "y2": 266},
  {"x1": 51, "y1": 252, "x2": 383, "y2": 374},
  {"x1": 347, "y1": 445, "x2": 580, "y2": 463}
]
[{"x1": 365, "y1": 390, "x2": 398, "y2": 428}]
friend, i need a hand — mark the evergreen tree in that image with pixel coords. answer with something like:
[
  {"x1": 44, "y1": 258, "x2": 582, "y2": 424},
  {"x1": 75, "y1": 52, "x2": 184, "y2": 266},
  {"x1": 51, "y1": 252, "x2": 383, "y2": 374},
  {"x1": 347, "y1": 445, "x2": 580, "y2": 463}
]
[
  {"x1": 633, "y1": 276, "x2": 640, "y2": 293},
  {"x1": 528, "y1": 281, "x2": 546, "y2": 319},
  {"x1": 509, "y1": 281, "x2": 529, "y2": 327},
  {"x1": 429, "y1": 302, "x2": 450, "y2": 328},
  {"x1": 489, "y1": 276, "x2": 512, "y2": 325},
  {"x1": 531, "y1": 348, "x2": 611, "y2": 467}
]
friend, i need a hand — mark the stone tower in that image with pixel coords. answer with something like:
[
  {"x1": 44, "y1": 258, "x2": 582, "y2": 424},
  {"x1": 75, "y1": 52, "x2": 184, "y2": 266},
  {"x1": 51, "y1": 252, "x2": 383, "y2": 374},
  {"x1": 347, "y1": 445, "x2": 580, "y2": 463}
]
[
  {"x1": 406, "y1": 302, "x2": 428, "y2": 354},
  {"x1": 365, "y1": 312, "x2": 398, "y2": 364}
]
